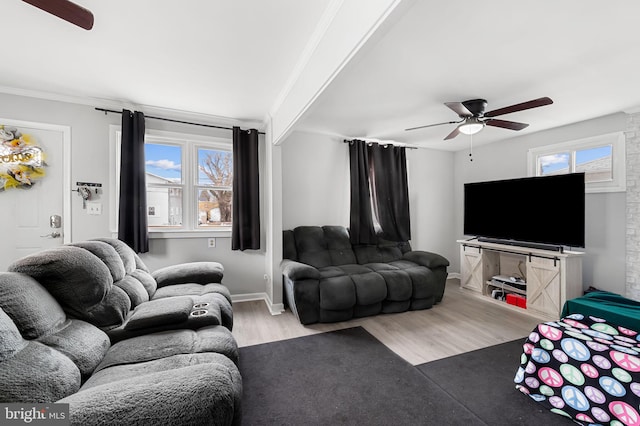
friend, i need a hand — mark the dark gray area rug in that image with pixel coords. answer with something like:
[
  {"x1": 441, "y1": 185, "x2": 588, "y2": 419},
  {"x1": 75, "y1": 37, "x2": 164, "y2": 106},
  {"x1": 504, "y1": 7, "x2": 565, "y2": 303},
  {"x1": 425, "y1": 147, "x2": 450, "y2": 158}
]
[
  {"x1": 238, "y1": 327, "x2": 570, "y2": 425},
  {"x1": 416, "y1": 339, "x2": 572, "y2": 425}
]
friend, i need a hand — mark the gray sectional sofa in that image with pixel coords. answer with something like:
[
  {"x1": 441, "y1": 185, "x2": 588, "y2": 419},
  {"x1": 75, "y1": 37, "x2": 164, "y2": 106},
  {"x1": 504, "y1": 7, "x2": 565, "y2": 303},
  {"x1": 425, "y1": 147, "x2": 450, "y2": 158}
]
[
  {"x1": 281, "y1": 225, "x2": 450, "y2": 325},
  {"x1": 9, "y1": 238, "x2": 232, "y2": 342},
  {"x1": 0, "y1": 238, "x2": 241, "y2": 425}
]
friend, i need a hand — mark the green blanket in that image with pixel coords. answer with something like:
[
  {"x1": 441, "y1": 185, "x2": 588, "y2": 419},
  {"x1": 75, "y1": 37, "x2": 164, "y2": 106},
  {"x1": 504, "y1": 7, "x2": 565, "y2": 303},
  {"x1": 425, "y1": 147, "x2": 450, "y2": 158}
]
[{"x1": 561, "y1": 290, "x2": 640, "y2": 331}]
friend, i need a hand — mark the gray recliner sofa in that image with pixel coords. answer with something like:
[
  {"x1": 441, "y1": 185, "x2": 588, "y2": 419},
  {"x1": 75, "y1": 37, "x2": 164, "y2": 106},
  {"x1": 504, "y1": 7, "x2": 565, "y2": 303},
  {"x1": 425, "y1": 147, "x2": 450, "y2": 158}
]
[
  {"x1": 8, "y1": 238, "x2": 232, "y2": 342},
  {"x1": 281, "y1": 225, "x2": 450, "y2": 325},
  {"x1": 0, "y1": 271, "x2": 241, "y2": 425}
]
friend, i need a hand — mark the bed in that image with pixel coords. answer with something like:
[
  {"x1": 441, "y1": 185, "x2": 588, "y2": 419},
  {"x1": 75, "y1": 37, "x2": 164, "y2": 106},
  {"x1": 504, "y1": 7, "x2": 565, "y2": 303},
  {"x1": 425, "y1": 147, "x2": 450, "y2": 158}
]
[{"x1": 515, "y1": 314, "x2": 640, "y2": 425}]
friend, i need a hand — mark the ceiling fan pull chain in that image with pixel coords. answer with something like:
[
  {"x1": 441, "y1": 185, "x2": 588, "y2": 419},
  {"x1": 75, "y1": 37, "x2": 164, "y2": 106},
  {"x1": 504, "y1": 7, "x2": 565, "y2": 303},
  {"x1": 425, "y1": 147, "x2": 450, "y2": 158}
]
[{"x1": 469, "y1": 134, "x2": 473, "y2": 162}]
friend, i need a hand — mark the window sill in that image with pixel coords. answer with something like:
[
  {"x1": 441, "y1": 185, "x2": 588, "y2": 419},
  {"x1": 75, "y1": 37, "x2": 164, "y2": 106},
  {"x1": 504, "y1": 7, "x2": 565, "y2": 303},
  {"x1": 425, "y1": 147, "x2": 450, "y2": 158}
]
[{"x1": 149, "y1": 229, "x2": 231, "y2": 239}]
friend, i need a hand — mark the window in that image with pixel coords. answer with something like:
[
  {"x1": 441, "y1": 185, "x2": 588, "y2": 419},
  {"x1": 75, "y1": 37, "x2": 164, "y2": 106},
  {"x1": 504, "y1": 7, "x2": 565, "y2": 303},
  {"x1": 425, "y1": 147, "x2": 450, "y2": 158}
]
[
  {"x1": 196, "y1": 148, "x2": 233, "y2": 228},
  {"x1": 110, "y1": 126, "x2": 233, "y2": 237},
  {"x1": 527, "y1": 132, "x2": 625, "y2": 193},
  {"x1": 145, "y1": 143, "x2": 183, "y2": 227}
]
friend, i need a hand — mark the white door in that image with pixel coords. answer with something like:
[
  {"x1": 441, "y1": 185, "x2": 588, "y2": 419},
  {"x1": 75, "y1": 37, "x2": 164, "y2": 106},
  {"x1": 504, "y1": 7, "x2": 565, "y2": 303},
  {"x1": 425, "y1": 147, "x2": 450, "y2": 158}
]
[{"x1": 0, "y1": 119, "x2": 70, "y2": 270}]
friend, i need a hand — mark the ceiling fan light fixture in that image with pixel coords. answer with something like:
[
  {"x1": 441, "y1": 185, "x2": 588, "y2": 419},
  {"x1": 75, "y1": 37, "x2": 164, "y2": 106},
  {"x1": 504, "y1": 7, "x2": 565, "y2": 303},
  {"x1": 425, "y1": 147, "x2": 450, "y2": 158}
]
[{"x1": 458, "y1": 118, "x2": 485, "y2": 135}]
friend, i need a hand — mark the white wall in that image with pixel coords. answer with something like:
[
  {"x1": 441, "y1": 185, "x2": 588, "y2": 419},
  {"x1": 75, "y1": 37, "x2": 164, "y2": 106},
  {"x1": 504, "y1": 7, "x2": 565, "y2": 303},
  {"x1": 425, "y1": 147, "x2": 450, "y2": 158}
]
[
  {"x1": 3, "y1": 91, "x2": 628, "y2": 300},
  {"x1": 281, "y1": 131, "x2": 456, "y2": 264},
  {"x1": 0, "y1": 92, "x2": 267, "y2": 297},
  {"x1": 282, "y1": 131, "x2": 350, "y2": 229},
  {"x1": 406, "y1": 148, "x2": 457, "y2": 263},
  {"x1": 452, "y1": 112, "x2": 627, "y2": 294}
]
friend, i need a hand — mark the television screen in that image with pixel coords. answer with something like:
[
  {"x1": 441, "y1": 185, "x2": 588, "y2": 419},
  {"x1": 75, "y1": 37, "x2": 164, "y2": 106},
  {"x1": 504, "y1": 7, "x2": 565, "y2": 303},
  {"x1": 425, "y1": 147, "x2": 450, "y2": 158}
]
[{"x1": 464, "y1": 173, "x2": 585, "y2": 248}]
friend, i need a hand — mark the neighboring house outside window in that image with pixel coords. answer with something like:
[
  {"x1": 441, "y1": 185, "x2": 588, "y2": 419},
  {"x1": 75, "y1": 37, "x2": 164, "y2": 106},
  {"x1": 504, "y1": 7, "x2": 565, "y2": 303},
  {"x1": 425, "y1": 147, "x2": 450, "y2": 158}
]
[
  {"x1": 527, "y1": 132, "x2": 625, "y2": 193},
  {"x1": 110, "y1": 126, "x2": 233, "y2": 238}
]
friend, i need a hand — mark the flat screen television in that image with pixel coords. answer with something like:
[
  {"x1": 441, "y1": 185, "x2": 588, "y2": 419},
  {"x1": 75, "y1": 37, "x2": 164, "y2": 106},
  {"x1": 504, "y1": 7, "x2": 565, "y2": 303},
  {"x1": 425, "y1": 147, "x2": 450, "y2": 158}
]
[{"x1": 463, "y1": 173, "x2": 585, "y2": 249}]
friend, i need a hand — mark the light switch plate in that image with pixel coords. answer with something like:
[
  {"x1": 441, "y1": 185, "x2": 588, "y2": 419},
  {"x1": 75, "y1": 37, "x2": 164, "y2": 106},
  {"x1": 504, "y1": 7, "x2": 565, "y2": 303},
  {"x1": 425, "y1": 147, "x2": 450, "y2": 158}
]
[{"x1": 87, "y1": 202, "x2": 102, "y2": 215}]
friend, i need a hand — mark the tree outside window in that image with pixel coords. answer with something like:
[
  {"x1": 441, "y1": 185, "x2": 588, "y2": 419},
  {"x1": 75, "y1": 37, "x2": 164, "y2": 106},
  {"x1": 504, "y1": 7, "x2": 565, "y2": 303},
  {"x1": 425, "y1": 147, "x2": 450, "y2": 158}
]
[{"x1": 198, "y1": 148, "x2": 232, "y2": 227}]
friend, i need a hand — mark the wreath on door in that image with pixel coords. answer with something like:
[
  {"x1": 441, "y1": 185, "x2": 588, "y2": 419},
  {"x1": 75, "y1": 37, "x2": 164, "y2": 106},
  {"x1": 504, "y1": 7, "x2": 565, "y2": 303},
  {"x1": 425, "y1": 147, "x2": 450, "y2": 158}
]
[{"x1": 0, "y1": 125, "x2": 46, "y2": 191}]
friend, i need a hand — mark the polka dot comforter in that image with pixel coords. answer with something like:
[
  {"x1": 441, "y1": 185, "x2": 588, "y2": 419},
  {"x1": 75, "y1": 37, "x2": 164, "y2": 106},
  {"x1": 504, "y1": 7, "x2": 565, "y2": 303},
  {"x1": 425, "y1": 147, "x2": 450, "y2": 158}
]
[{"x1": 515, "y1": 314, "x2": 640, "y2": 425}]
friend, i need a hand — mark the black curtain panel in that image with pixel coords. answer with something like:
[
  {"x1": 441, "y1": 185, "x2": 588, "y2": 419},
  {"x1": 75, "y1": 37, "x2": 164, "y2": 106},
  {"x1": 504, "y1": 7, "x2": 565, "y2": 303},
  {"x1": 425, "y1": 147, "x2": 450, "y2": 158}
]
[
  {"x1": 369, "y1": 144, "x2": 411, "y2": 241},
  {"x1": 232, "y1": 127, "x2": 260, "y2": 251},
  {"x1": 348, "y1": 140, "x2": 376, "y2": 244},
  {"x1": 118, "y1": 109, "x2": 149, "y2": 253}
]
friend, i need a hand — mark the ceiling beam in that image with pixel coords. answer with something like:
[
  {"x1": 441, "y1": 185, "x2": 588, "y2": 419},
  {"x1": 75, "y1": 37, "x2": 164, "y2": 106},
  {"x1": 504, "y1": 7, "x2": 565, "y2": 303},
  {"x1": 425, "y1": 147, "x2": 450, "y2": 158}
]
[{"x1": 268, "y1": 0, "x2": 410, "y2": 145}]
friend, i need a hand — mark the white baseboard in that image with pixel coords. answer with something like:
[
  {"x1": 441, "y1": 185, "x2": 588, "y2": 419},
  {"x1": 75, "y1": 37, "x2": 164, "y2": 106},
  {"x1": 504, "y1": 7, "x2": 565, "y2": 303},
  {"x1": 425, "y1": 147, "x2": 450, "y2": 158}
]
[
  {"x1": 231, "y1": 292, "x2": 285, "y2": 315},
  {"x1": 448, "y1": 272, "x2": 461, "y2": 280}
]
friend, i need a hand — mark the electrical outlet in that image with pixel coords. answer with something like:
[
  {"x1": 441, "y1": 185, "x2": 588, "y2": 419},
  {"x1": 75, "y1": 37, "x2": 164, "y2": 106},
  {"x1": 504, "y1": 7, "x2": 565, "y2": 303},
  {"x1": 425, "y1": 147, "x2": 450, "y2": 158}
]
[
  {"x1": 207, "y1": 238, "x2": 216, "y2": 248},
  {"x1": 87, "y1": 202, "x2": 102, "y2": 215}
]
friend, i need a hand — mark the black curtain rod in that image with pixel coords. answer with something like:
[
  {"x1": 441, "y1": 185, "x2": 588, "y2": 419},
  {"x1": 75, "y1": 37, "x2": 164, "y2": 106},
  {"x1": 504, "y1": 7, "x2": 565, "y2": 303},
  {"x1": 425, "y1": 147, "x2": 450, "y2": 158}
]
[
  {"x1": 343, "y1": 139, "x2": 417, "y2": 149},
  {"x1": 95, "y1": 107, "x2": 265, "y2": 135}
]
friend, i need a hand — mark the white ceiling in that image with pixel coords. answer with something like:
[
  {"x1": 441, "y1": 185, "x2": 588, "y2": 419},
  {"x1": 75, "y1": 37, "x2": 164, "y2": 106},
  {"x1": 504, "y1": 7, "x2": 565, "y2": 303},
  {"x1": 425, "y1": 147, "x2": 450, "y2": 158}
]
[
  {"x1": 3, "y1": 1, "x2": 640, "y2": 151},
  {"x1": 296, "y1": 0, "x2": 640, "y2": 150},
  {"x1": 1, "y1": 0, "x2": 332, "y2": 125}
]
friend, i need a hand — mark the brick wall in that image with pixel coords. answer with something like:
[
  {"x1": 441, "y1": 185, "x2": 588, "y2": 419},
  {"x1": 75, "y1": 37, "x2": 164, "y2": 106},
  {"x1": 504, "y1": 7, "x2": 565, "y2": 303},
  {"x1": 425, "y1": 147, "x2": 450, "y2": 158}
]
[{"x1": 626, "y1": 112, "x2": 640, "y2": 300}]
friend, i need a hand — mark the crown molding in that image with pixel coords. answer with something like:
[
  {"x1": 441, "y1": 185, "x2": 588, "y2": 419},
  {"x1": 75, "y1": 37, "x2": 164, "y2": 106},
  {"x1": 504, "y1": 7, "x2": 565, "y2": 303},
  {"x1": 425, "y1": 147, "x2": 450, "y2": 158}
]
[{"x1": 0, "y1": 85, "x2": 265, "y2": 130}]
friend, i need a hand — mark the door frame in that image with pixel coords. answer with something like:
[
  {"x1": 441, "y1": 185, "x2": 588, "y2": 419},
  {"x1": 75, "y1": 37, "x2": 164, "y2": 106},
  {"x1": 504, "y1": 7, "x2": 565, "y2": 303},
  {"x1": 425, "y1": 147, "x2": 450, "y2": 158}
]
[{"x1": 2, "y1": 118, "x2": 72, "y2": 243}]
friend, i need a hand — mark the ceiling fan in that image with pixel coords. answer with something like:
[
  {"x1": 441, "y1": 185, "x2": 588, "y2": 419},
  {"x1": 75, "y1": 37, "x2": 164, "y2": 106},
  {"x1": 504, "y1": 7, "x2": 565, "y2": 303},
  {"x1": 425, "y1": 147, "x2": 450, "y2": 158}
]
[
  {"x1": 22, "y1": 0, "x2": 94, "y2": 30},
  {"x1": 405, "y1": 97, "x2": 553, "y2": 140}
]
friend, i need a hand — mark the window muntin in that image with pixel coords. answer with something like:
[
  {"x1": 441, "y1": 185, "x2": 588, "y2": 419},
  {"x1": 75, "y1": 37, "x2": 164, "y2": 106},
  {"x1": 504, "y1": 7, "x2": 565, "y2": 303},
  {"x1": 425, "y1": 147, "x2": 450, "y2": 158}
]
[{"x1": 528, "y1": 132, "x2": 625, "y2": 193}]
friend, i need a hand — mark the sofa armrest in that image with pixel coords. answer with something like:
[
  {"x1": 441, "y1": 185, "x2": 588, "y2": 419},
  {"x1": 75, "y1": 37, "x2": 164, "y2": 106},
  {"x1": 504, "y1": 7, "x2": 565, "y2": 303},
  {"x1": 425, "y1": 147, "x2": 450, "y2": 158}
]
[
  {"x1": 152, "y1": 262, "x2": 224, "y2": 288},
  {"x1": 403, "y1": 251, "x2": 450, "y2": 268},
  {"x1": 280, "y1": 259, "x2": 320, "y2": 281}
]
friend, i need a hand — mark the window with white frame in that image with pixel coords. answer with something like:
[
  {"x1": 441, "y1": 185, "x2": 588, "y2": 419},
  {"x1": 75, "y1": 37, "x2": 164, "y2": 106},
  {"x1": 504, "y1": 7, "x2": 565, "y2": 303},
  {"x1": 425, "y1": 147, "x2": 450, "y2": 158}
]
[
  {"x1": 110, "y1": 126, "x2": 233, "y2": 236},
  {"x1": 527, "y1": 132, "x2": 625, "y2": 193}
]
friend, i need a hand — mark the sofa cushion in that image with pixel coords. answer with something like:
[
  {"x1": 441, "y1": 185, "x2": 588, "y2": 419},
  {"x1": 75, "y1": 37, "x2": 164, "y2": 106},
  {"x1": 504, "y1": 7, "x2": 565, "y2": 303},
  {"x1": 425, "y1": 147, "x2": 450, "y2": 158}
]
[
  {"x1": 0, "y1": 340, "x2": 81, "y2": 403},
  {"x1": 0, "y1": 272, "x2": 68, "y2": 339},
  {"x1": 319, "y1": 275, "x2": 357, "y2": 310},
  {"x1": 82, "y1": 352, "x2": 235, "y2": 390},
  {"x1": 38, "y1": 319, "x2": 110, "y2": 380},
  {"x1": 376, "y1": 270, "x2": 412, "y2": 301},
  {"x1": 152, "y1": 262, "x2": 224, "y2": 287},
  {"x1": 0, "y1": 307, "x2": 27, "y2": 362},
  {"x1": 294, "y1": 226, "x2": 357, "y2": 268},
  {"x1": 0, "y1": 272, "x2": 110, "y2": 380},
  {"x1": 73, "y1": 239, "x2": 156, "y2": 304},
  {"x1": 283, "y1": 229, "x2": 298, "y2": 261},
  {"x1": 152, "y1": 283, "x2": 231, "y2": 303},
  {"x1": 96, "y1": 326, "x2": 239, "y2": 371},
  {"x1": 354, "y1": 241, "x2": 405, "y2": 264},
  {"x1": 124, "y1": 296, "x2": 197, "y2": 331},
  {"x1": 61, "y1": 354, "x2": 241, "y2": 426},
  {"x1": 8, "y1": 246, "x2": 132, "y2": 328},
  {"x1": 0, "y1": 308, "x2": 81, "y2": 402}
]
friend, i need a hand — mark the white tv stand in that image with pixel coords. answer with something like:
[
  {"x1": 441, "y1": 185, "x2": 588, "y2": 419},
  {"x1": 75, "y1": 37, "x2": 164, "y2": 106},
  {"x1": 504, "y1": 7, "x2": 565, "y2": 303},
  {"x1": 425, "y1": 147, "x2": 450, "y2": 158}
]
[{"x1": 457, "y1": 239, "x2": 584, "y2": 318}]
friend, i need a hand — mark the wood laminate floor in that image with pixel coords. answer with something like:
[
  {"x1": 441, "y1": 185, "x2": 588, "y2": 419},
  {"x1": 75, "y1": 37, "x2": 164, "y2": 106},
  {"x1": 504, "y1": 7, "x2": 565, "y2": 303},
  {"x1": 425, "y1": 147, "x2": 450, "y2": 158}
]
[{"x1": 232, "y1": 279, "x2": 547, "y2": 365}]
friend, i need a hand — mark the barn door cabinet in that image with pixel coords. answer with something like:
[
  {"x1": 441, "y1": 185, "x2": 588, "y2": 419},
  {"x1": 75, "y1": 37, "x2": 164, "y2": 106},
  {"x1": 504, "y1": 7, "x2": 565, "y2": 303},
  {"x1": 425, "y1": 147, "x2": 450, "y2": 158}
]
[{"x1": 458, "y1": 240, "x2": 583, "y2": 318}]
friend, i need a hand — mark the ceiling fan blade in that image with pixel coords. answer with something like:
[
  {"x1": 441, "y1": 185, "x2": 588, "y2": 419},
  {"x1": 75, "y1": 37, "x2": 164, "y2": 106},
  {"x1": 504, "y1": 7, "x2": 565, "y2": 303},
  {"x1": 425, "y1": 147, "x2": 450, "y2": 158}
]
[
  {"x1": 22, "y1": 0, "x2": 94, "y2": 30},
  {"x1": 484, "y1": 97, "x2": 553, "y2": 118},
  {"x1": 445, "y1": 102, "x2": 473, "y2": 117},
  {"x1": 405, "y1": 120, "x2": 462, "y2": 132},
  {"x1": 444, "y1": 127, "x2": 461, "y2": 140},
  {"x1": 485, "y1": 119, "x2": 529, "y2": 131}
]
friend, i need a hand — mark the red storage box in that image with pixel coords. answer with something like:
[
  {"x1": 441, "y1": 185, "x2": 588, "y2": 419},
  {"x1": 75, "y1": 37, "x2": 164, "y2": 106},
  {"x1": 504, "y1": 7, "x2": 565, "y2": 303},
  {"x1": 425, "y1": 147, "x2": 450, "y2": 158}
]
[{"x1": 506, "y1": 294, "x2": 526, "y2": 309}]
